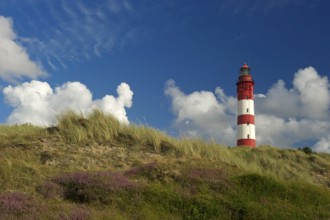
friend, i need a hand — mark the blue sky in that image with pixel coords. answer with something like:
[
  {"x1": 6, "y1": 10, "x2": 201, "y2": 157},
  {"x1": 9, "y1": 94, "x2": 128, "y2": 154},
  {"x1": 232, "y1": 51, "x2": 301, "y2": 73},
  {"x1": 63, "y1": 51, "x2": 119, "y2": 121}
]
[{"x1": 0, "y1": 0, "x2": 330, "y2": 151}]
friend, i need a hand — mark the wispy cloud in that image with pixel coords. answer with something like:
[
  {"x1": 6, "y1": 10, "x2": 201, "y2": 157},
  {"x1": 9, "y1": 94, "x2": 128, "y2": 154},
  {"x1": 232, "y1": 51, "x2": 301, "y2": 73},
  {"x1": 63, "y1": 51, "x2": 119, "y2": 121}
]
[
  {"x1": 3, "y1": 0, "x2": 143, "y2": 70},
  {"x1": 219, "y1": 0, "x2": 316, "y2": 15},
  {"x1": 1, "y1": 0, "x2": 205, "y2": 70}
]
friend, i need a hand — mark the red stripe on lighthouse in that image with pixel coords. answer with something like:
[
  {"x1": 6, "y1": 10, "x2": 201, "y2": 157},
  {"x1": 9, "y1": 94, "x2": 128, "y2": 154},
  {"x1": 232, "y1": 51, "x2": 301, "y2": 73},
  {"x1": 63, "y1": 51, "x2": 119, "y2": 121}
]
[
  {"x1": 237, "y1": 139, "x2": 256, "y2": 148},
  {"x1": 237, "y1": 115, "x2": 255, "y2": 125},
  {"x1": 236, "y1": 75, "x2": 254, "y2": 101}
]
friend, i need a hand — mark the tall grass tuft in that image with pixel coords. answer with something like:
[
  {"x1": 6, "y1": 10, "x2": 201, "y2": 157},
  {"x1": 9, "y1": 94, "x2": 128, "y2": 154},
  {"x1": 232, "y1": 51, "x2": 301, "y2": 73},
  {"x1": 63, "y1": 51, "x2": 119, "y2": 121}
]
[{"x1": 57, "y1": 110, "x2": 121, "y2": 144}]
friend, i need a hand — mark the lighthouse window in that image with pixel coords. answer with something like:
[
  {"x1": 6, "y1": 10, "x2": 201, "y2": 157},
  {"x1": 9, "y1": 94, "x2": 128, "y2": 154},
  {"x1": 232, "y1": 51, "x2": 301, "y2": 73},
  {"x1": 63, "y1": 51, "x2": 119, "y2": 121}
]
[
  {"x1": 246, "y1": 95, "x2": 249, "y2": 99},
  {"x1": 246, "y1": 108, "x2": 249, "y2": 113},
  {"x1": 247, "y1": 134, "x2": 250, "y2": 139},
  {"x1": 247, "y1": 121, "x2": 250, "y2": 125}
]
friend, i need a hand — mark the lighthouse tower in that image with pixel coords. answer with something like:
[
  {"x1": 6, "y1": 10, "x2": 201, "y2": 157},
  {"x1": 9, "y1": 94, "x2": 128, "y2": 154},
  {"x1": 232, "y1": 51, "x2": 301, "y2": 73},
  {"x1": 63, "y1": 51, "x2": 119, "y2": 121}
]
[{"x1": 236, "y1": 64, "x2": 256, "y2": 148}]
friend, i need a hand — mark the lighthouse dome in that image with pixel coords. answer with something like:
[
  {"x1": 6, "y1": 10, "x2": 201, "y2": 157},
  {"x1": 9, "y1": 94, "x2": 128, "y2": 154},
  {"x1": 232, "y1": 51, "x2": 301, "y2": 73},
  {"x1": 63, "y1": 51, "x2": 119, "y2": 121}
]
[{"x1": 240, "y1": 63, "x2": 250, "y2": 76}]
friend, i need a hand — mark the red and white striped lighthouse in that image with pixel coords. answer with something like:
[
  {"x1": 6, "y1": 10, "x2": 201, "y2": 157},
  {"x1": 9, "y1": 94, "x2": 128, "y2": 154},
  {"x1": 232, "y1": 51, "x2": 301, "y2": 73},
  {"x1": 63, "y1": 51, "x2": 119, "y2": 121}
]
[{"x1": 236, "y1": 64, "x2": 256, "y2": 148}]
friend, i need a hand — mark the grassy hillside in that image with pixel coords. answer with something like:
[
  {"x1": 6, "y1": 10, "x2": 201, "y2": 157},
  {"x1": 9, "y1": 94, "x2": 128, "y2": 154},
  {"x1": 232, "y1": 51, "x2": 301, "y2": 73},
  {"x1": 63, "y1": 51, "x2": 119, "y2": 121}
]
[{"x1": 0, "y1": 110, "x2": 329, "y2": 219}]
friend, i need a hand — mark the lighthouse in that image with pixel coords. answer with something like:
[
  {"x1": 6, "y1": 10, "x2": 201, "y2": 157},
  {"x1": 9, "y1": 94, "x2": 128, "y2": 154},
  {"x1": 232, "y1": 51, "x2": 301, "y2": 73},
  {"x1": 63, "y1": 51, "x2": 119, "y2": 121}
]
[{"x1": 236, "y1": 64, "x2": 256, "y2": 148}]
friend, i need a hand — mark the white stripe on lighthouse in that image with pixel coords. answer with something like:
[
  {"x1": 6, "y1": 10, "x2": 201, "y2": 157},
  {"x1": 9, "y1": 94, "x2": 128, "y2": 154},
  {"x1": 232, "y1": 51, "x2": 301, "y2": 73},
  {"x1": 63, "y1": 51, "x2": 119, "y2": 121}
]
[
  {"x1": 237, "y1": 99, "x2": 254, "y2": 115},
  {"x1": 237, "y1": 124, "x2": 256, "y2": 139}
]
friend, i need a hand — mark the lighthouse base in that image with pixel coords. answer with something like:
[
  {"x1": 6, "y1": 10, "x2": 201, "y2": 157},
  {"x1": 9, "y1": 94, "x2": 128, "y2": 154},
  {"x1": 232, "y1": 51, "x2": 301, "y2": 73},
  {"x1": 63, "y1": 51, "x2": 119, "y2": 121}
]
[{"x1": 237, "y1": 139, "x2": 256, "y2": 148}]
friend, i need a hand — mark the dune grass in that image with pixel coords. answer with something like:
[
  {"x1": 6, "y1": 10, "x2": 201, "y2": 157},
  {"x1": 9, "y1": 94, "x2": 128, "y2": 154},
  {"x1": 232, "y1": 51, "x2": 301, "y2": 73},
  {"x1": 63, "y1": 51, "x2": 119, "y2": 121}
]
[
  {"x1": 0, "y1": 110, "x2": 329, "y2": 219},
  {"x1": 53, "y1": 110, "x2": 330, "y2": 184}
]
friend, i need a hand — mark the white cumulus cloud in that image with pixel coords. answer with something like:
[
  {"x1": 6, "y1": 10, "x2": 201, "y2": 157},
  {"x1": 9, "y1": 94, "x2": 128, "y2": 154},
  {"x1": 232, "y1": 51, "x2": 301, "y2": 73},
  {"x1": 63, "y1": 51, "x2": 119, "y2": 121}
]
[
  {"x1": 293, "y1": 67, "x2": 330, "y2": 119},
  {"x1": 314, "y1": 135, "x2": 330, "y2": 153},
  {"x1": 3, "y1": 80, "x2": 133, "y2": 126},
  {"x1": 0, "y1": 16, "x2": 46, "y2": 81},
  {"x1": 255, "y1": 67, "x2": 330, "y2": 149},
  {"x1": 165, "y1": 67, "x2": 330, "y2": 152},
  {"x1": 165, "y1": 80, "x2": 236, "y2": 145}
]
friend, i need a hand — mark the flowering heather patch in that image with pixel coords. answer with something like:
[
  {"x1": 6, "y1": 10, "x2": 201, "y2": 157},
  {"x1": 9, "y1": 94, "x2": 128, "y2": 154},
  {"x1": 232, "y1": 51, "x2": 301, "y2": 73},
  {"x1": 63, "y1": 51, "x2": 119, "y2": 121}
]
[
  {"x1": 52, "y1": 171, "x2": 136, "y2": 204},
  {"x1": 36, "y1": 181, "x2": 64, "y2": 199},
  {"x1": 59, "y1": 207, "x2": 90, "y2": 220},
  {"x1": 0, "y1": 192, "x2": 46, "y2": 219}
]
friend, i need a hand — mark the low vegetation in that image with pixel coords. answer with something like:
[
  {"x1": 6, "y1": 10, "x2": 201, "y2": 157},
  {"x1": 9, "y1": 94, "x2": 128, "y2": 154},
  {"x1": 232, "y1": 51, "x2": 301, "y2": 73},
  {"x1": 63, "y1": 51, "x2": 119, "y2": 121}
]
[{"x1": 0, "y1": 110, "x2": 329, "y2": 219}]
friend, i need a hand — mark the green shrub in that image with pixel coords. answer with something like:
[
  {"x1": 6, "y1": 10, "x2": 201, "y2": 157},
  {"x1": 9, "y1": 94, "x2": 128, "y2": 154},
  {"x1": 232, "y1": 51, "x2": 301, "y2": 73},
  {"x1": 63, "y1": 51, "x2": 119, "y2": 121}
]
[
  {"x1": 298, "y1": 146, "x2": 313, "y2": 155},
  {"x1": 39, "y1": 171, "x2": 138, "y2": 204}
]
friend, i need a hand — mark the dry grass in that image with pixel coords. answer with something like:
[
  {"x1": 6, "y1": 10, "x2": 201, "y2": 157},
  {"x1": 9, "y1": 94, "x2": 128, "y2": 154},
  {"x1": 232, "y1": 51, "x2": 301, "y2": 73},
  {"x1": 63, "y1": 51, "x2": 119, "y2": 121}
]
[
  {"x1": 1, "y1": 110, "x2": 328, "y2": 188},
  {"x1": 49, "y1": 110, "x2": 330, "y2": 187},
  {"x1": 0, "y1": 110, "x2": 329, "y2": 219}
]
